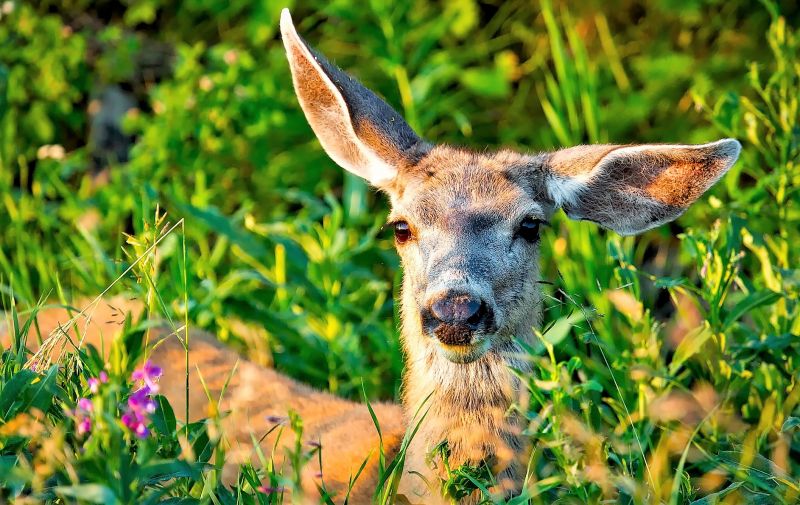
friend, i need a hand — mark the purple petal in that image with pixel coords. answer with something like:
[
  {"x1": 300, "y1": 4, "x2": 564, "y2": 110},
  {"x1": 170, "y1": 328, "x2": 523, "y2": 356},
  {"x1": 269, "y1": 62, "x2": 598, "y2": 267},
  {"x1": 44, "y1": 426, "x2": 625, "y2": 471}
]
[
  {"x1": 134, "y1": 423, "x2": 149, "y2": 438},
  {"x1": 145, "y1": 361, "x2": 163, "y2": 379},
  {"x1": 121, "y1": 412, "x2": 136, "y2": 429},
  {"x1": 144, "y1": 378, "x2": 160, "y2": 394},
  {"x1": 77, "y1": 418, "x2": 92, "y2": 435}
]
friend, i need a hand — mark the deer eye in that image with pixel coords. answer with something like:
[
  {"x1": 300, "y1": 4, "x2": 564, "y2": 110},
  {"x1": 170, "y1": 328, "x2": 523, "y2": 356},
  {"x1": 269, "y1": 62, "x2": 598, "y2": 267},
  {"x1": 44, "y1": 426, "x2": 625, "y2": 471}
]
[
  {"x1": 393, "y1": 221, "x2": 412, "y2": 244},
  {"x1": 517, "y1": 217, "x2": 541, "y2": 243}
]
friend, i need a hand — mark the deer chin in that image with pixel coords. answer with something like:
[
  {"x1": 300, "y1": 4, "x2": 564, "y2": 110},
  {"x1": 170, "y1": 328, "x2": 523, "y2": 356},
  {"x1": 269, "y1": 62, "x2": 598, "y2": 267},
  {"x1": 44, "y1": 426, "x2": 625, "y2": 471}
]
[{"x1": 435, "y1": 336, "x2": 492, "y2": 364}]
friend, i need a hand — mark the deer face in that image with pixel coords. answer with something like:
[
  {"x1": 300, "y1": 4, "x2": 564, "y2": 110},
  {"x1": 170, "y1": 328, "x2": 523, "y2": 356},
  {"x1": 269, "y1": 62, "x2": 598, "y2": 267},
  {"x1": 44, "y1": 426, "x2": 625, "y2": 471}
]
[
  {"x1": 385, "y1": 147, "x2": 551, "y2": 363},
  {"x1": 280, "y1": 10, "x2": 740, "y2": 364}
]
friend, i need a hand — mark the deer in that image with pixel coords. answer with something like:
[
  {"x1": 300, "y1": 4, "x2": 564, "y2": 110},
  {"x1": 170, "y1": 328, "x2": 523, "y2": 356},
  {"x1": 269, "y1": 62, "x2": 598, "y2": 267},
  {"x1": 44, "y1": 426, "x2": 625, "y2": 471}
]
[{"x1": 1, "y1": 8, "x2": 741, "y2": 504}]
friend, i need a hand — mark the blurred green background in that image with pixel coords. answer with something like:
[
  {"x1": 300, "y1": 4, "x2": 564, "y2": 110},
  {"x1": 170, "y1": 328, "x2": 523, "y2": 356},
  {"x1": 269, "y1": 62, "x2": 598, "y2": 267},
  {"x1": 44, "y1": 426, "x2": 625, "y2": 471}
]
[{"x1": 1, "y1": 0, "x2": 799, "y2": 501}]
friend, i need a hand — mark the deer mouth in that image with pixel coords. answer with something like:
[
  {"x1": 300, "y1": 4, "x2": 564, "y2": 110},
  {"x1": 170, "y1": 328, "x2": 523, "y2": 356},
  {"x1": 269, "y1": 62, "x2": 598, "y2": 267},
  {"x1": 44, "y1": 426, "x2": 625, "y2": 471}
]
[
  {"x1": 433, "y1": 323, "x2": 475, "y2": 346},
  {"x1": 435, "y1": 337, "x2": 492, "y2": 364},
  {"x1": 430, "y1": 324, "x2": 492, "y2": 363}
]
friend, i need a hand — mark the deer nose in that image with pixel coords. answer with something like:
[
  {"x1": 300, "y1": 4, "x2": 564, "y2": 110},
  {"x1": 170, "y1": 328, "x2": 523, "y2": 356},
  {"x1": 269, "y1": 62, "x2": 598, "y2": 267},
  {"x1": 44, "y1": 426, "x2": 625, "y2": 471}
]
[{"x1": 430, "y1": 293, "x2": 488, "y2": 329}]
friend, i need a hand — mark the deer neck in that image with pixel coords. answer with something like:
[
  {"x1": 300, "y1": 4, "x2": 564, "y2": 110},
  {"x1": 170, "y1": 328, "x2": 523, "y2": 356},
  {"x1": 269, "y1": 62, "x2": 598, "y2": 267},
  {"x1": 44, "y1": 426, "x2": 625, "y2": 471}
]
[{"x1": 397, "y1": 282, "x2": 539, "y2": 494}]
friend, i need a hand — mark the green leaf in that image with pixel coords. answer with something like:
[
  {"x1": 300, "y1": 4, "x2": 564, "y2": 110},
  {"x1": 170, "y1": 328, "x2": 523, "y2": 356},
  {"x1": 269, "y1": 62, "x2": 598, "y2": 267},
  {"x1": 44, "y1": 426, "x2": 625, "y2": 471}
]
[
  {"x1": 24, "y1": 365, "x2": 59, "y2": 413},
  {"x1": 152, "y1": 394, "x2": 177, "y2": 436},
  {"x1": 689, "y1": 482, "x2": 743, "y2": 504},
  {"x1": 0, "y1": 365, "x2": 58, "y2": 420},
  {"x1": 669, "y1": 324, "x2": 714, "y2": 375},
  {"x1": 781, "y1": 417, "x2": 800, "y2": 432},
  {"x1": 460, "y1": 67, "x2": 510, "y2": 99},
  {"x1": 443, "y1": 461, "x2": 493, "y2": 501},
  {"x1": 186, "y1": 420, "x2": 214, "y2": 464},
  {"x1": 578, "y1": 380, "x2": 603, "y2": 393},
  {"x1": 0, "y1": 64, "x2": 8, "y2": 119},
  {"x1": 123, "y1": 0, "x2": 158, "y2": 26},
  {"x1": 567, "y1": 356, "x2": 582, "y2": 374},
  {"x1": 0, "y1": 370, "x2": 37, "y2": 419},
  {"x1": 55, "y1": 484, "x2": 117, "y2": 504},
  {"x1": 140, "y1": 459, "x2": 199, "y2": 483},
  {"x1": 722, "y1": 290, "x2": 781, "y2": 329},
  {"x1": 173, "y1": 202, "x2": 268, "y2": 259},
  {"x1": 654, "y1": 277, "x2": 686, "y2": 289},
  {"x1": 736, "y1": 333, "x2": 795, "y2": 352},
  {"x1": 541, "y1": 311, "x2": 585, "y2": 346},
  {"x1": 0, "y1": 455, "x2": 19, "y2": 486},
  {"x1": 443, "y1": 0, "x2": 478, "y2": 38}
]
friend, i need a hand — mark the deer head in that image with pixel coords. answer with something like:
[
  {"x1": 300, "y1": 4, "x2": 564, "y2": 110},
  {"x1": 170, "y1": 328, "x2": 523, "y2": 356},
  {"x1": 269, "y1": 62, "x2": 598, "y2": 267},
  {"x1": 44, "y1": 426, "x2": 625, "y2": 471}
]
[{"x1": 279, "y1": 10, "x2": 740, "y2": 367}]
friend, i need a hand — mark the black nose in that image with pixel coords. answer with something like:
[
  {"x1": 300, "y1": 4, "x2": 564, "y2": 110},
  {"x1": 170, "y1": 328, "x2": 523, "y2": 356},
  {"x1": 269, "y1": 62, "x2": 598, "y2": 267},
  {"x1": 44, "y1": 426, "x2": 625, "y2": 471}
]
[{"x1": 430, "y1": 293, "x2": 489, "y2": 330}]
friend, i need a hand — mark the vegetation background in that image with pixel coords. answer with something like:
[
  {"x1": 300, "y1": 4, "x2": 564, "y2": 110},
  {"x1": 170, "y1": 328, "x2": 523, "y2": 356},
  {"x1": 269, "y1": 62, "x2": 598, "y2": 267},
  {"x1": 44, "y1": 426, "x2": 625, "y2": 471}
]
[{"x1": 1, "y1": 0, "x2": 798, "y2": 503}]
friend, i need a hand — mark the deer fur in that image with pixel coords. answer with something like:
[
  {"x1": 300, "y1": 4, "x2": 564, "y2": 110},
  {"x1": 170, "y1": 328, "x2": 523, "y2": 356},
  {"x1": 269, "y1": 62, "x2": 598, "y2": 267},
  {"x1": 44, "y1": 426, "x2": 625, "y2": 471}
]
[{"x1": 1, "y1": 9, "x2": 741, "y2": 504}]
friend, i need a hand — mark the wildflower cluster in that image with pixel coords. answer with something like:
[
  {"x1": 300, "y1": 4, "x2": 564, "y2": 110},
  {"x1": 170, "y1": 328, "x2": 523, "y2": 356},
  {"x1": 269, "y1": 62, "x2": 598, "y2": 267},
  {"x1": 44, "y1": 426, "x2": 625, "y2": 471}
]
[
  {"x1": 67, "y1": 361, "x2": 162, "y2": 439},
  {"x1": 73, "y1": 398, "x2": 93, "y2": 436},
  {"x1": 123, "y1": 361, "x2": 163, "y2": 439},
  {"x1": 69, "y1": 371, "x2": 107, "y2": 438},
  {"x1": 87, "y1": 371, "x2": 108, "y2": 393},
  {"x1": 121, "y1": 387, "x2": 157, "y2": 438}
]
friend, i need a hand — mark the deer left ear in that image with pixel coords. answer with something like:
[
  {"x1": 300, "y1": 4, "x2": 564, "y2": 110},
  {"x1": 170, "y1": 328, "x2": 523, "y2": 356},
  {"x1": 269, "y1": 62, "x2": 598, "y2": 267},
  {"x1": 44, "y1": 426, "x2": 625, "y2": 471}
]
[
  {"x1": 280, "y1": 9, "x2": 428, "y2": 187},
  {"x1": 543, "y1": 139, "x2": 741, "y2": 235}
]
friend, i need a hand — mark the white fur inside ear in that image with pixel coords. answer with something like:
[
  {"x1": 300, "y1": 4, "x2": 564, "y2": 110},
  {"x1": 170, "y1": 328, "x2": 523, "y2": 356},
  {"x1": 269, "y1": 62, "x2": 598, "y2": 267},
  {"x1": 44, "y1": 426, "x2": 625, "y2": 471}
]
[
  {"x1": 546, "y1": 172, "x2": 593, "y2": 208},
  {"x1": 280, "y1": 9, "x2": 397, "y2": 186}
]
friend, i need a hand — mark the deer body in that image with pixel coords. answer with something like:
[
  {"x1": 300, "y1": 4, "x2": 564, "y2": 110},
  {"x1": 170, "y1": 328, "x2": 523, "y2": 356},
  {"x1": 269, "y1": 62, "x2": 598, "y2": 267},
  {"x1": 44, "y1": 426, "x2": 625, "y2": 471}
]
[{"x1": 2, "y1": 9, "x2": 741, "y2": 504}]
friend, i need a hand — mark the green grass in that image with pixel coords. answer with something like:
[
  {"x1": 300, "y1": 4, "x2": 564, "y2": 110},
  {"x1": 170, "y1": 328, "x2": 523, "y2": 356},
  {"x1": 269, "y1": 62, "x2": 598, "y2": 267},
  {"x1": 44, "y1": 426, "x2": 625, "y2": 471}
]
[{"x1": 1, "y1": 0, "x2": 799, "y2": 503}]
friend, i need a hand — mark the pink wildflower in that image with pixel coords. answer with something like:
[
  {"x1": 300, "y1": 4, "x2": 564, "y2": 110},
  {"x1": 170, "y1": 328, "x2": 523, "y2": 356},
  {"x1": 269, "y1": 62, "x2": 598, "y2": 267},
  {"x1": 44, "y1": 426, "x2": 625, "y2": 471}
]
[
  {"x1": 131, "y1": 360, "x2": 163, "y2": 393},
  {"x1": 77, "y1": 417, "x2": 92, "y2": 436},
  {"x1": 121, "y1": 411, "x2": 150, "y2": 439},
  {"x1": 71, "y1": 397, "x2": 93, "y2": 437},
  {"x1": 128, "y1": 386, "x2": 157, "y2": 414},
  {"x1": 76, "y1": 398, "x2": 93, "y2": 412},
  {"x1": 88, "y1": 371, "x2": 108, "y2": 393},
  {"x1": 121, "y1": 385, "x2": 158, "y2": 439}
]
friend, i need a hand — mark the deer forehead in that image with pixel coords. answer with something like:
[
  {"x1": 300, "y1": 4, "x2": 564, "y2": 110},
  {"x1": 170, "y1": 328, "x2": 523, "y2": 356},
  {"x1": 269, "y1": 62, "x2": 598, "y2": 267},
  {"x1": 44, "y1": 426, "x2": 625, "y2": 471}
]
[{"x1": 387, "y1": 146, "x2": 552, "y2": 229}]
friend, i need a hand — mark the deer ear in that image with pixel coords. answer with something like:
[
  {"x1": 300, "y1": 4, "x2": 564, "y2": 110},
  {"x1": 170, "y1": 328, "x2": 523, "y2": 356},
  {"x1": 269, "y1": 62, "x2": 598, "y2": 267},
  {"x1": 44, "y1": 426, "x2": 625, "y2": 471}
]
[
  {"x1": 280, "y1": 9, "x2": 428, "y2": 187},
  {"x1": 543, "y1": 139, "x2": 741, "y2": 235}
]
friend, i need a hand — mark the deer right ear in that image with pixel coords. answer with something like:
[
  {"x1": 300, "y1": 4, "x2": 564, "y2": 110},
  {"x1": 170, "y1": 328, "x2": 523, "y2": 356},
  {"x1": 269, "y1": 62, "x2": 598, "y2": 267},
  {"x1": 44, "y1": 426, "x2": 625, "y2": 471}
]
[
  {"x1": 542, "y1": 139, "x2": 741, "y2": 235},
  {"x1": 280, "y1": 9, "x2": 428, "y2": 187}
]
